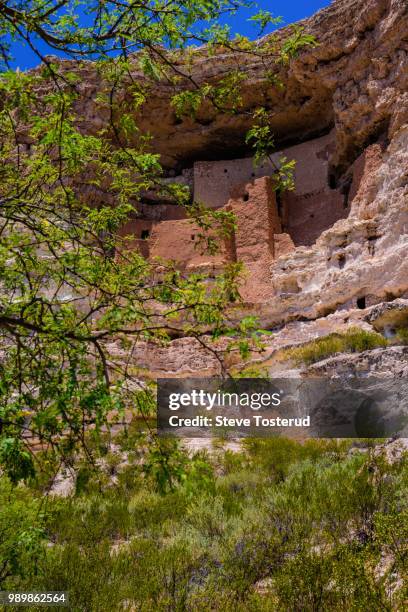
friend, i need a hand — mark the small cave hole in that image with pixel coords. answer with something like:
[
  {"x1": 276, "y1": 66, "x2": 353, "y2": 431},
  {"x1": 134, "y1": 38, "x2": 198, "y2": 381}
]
[
  {"x1": 191, "y1": 234, "x2": 195, "y2": 241},
  {"x1": 310, "y1": 213, "x2": 315, "y2": 219},
  {"x1": 224, "y1": 168, "x2": 228, "y2": 173},
  {"x1": 243, "y1": 192, "x2": 249, "y2": 202},
  {"x1": 141, "y1": 229, "x2": 150, "y2": 240},
  {"x1": 338, "y1": 254, "x2": 346, "y2": 269},
  {"x1": 328, "y1": 173, "x2": 337, "y2": 190},
  {"x1": 251, "y1": 172, "x2": 255, "y2": 177},
  {"x1": 367, "y1": 235, "x2": 378, "y2": 256},
  {"x1": 357, "y1": 296, "x2": 366, "y2": 309}
]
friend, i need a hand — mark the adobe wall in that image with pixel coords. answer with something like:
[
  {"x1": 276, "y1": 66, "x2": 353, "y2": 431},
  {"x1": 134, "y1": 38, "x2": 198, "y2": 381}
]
[
  {"x1": 148, "y1": 219, "x2": 228, "y2": 272},
  {"x1": 193, "y1": 157, "x2": 271, "y2": 209},
  {"x1": 136, "y1": 177, "x2": 295, "y2": 293},
  {"x1": 191, "y1": 130, "x2": 350, "y2": 247},
  {"x1": 118, "y1": 218, "x2": 153, "y2": 257},
  {"x1": 225, "y1": 177, "x2": 296, "y2": 303},
  {"x1": 193, "y1": 131, "x2": 336, "y2": 209},
  {"x1": 226, "y1": 177, "x2": 281, "y2": 262},
  {"x1": 142, "y1": 177, "x2": 296, "y2": 305},
  {"x1": 281, "y1": 188, "x2": 346, "y2": 246},
  {"x1": 276, "y1": 131, "x2": 347, "y2": 246},
  {"x1": 273, "y1": 132, "x2": 335, "y2": 197},
  {"x1": 119, "y1": 130, "x2": 358, "y2": 266}
]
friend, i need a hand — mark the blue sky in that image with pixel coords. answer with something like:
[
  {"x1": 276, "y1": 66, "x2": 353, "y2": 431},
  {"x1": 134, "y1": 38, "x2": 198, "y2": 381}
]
[
  {"x1": 221, "y1": 0, "x2": 331, "y2": 38},
  {"x1": 9, "y1": 0, "x2": 331, "y2": 71}
]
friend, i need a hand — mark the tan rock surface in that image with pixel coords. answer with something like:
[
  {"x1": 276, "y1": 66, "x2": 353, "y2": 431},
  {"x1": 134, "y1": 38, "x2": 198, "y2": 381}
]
[
  {"x1": 106, "y1": 302, "x2": 402, "y2": 379},
  {"x1": 45, "y1": 0, "x2": 407, "y2": 169}
]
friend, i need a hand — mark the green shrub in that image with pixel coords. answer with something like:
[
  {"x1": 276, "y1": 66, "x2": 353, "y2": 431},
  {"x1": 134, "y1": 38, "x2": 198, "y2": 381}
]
[
  {"x1": 0, "y1": 480, "x2": 46, "y2": 589},
  {"x1": 396, "y1": 326, "x2": 408, "y2": 344},
  {"x1": 243, "y1": 438, "x2": 351, "y2": 480},
  {"x1": 1, "y1": 441, "x2": 406, "y2": 610},
  {"x1": 288, "y1": 327, "x2": 387, "y2": 365},
  {"x1": 273, "y1": 547, "x2": 388, "y2": 611}
]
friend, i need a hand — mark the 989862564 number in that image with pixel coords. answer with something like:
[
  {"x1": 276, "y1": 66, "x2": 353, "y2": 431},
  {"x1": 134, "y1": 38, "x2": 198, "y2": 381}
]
[{"x1": 0, "y1": 592, "x2": 68, "y2": 606}]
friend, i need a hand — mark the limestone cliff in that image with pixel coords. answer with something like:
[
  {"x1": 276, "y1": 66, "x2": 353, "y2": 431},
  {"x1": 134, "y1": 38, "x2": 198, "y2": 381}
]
[{"x1": 62, "y1": 0, "x2": 407, "y2": 173}]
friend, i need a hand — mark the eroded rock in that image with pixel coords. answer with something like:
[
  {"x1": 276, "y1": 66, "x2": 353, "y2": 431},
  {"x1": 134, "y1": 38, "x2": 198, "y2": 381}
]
[{"x1": 365, "y1": 298, "x2": 408, "y2": 332}]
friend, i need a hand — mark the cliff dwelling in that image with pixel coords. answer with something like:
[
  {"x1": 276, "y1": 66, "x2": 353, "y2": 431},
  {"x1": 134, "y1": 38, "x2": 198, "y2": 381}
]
[{"x1": 119, "y1": 129, "x2": 365, "y2": 301}]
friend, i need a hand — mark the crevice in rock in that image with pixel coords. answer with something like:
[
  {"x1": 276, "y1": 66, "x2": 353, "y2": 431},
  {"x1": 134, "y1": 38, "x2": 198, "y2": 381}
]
[
  {"x1": 328, "y1": 171, "x2": 337, "y2": 190},
  {"x1": 338, "y1": 254, "x2": 346, "y2": 269},
  {"x1": 340, "y1": 176, "x2": 352, "y2": 209},
  {"x1": 368, "y1": 236, "x2": 377, "y2": 256}
]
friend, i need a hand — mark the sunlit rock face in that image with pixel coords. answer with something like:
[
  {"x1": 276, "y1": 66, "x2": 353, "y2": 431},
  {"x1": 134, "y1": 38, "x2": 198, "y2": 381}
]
[{"x1": 60, "y1": 0, "x2": 407, "y2": 170}]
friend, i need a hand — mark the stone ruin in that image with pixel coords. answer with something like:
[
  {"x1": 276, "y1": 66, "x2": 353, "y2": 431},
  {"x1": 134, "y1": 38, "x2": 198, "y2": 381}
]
[{"x1": 118, "y1": 130, "x2": 362, "y2": 303}]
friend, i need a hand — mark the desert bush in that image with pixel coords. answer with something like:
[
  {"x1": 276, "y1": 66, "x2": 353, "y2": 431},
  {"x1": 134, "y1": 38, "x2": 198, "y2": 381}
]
[
  {"x1": 273, "y1": 546, "x2": 387, "y2": 611},
  {"x1": 396, "y1": 326, "x2": 408, "y2": 344},
  {"x1": 243, "y1": 438, "x2": 351, "y2": 480},
  {"x1": 288, "y1": 328, "x2": 387, "y2": 365},
  {"x1": 1, "y1": 441, "x2": 406, "y2": 610},
  {"x1": 0, "y1": 480, "x2": 46, "y2": 588}
]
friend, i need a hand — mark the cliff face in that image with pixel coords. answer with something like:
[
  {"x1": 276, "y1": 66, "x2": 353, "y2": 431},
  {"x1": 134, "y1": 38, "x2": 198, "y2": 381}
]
[
  {"x1": 51, "y1": 0, "x2": 408, "y2": 378},
  {"x1": 67, "y1": 0, "x2": 407, "y2": 171}
]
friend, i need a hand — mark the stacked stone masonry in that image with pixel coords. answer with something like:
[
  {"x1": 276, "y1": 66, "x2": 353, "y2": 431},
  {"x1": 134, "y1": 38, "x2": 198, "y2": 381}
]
[{"x1": 120, "y1": 131, "x2": 355, "y2": 282}]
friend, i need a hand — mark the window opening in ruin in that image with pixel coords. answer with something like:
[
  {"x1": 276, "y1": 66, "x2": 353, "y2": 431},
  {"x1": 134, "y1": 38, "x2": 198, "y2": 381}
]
[
  {"x1": 338, "y1": 254, "x2": 346, "y2": 269},
  {"x1": 191, "y1": 234, "x2": 195, "y2": 241},
  {"x1": 141, "y1": 229, "x2": 150, "y2": 240},
  {"x1": 224, "y1": 168, "x2": 228, "y2": 173},
  {"x1": 243, "y1": 192, "x2": 249, "y2": 202},
  {"x1": 357, "y1": 296, "x2": 366, "y2": 309}
]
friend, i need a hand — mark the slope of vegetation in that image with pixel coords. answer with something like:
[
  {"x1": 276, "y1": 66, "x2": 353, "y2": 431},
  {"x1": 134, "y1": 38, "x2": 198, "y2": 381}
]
[
  {"x1": 287, "y1": 328, "x2": 388, "y2": 366},
  {"x1": 1, "y1": 435, "x2": 407, "y2": 611}
]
